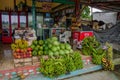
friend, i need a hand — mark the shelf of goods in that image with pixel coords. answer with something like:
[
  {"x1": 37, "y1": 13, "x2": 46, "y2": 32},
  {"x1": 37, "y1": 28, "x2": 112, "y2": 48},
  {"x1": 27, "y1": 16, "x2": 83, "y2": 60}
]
[
  {"x1": 14, "y1": 28, "x2": 37, "y2": 46},
  {"x1": 38, "y1": 28, "x2": 66, "y2": 40}
]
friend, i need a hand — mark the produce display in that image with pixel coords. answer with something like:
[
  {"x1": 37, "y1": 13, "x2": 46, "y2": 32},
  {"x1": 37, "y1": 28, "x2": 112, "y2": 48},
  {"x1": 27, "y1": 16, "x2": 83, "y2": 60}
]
[
  {"x1": 82, "y1": 36, "x2": 100, "y2": 55},
  {"x1": 82, "y1": 36, "x2": 105, "y2": 65},
  {"x1": 42, "y1": 37, "x2": 73, "y2": 57},
  {"x1": 33, "y1": 37, "x2": 83, "y2": 78},
  {"x1": 11, "y1": 39, "x2": 32, "y2": 59},
  {"x1": 30, "y1": 40, "x2": 44, "y2": 56},
  {"x1": 102, "y1": 42, "x2": 114, "y2": 70},
  {"x1": 40, "y1": 51, "x2": 83, "y2": 78}
]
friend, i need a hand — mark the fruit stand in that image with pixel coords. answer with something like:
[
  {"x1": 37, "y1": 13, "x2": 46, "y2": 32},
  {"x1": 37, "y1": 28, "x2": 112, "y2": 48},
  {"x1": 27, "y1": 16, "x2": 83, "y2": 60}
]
[
  {"x1": 0, "y1": 0, "x2": 117, "y2": 80},
  {"x1": 0, "y1": 36, "x2": 115, "y2": 80}
]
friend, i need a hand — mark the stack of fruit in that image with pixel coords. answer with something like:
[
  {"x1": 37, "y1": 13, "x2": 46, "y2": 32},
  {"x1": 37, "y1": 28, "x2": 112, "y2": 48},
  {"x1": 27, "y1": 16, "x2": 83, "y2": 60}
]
[
  {"x1": 30, "y1": 40, "x2": 44, "y2": 56},
  {"x1": 42, "y1": 37, "x2": 73, "y2": 57},
  {"x1": 40, "y1": 51, "x2": 83, "y2": 78},
  {"x1": 82, "y1": 36, "x2": 106, "y2": 65},
  {"x1": 11, "y1": 39, "x2": 32, "y2": 59}
]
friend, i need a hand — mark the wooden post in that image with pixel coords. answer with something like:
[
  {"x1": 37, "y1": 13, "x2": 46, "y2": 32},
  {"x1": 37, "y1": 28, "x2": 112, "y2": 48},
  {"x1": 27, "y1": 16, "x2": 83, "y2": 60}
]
[
  {"x1": 18, "y1": 11, "x2": 20, "y2": 28},
  {"x1": 9, "y1": 11, "x2": 12, "y2": 36},
  {"x1": 0, "y1": 12, "x2": 2, "y2": 29},
  {"x1": 32, "y1": 0, "x2": 37, "y2": 35},
  {"x1": 75, "y1": 0, "x2": 80, "y2": 19},
  {"x1": 26, "y1": 12, "x2": 28, "y2": 28},
  {"x1": 32, "y1": 0, "x2": 36, "y2": 29}
]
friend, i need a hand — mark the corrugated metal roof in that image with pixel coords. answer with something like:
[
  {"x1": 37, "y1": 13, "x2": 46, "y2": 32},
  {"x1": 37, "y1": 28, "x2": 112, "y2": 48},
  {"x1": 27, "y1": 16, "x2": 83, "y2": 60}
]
[{"x1": 79, "y1": 0, "x2": 120, "y2": 12}]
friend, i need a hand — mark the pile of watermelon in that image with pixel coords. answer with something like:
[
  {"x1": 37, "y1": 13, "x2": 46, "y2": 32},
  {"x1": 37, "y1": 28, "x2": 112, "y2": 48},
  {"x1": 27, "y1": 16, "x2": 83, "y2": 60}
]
[
  {"x1": 43, "y1": 37, "x2": 73, "y2": 57},
  {"x1": 30, "y1": 37, "x2": 73, "y2": 57},
  {"x1": 30, "y1": 40, "x2": 44, "y2": 56}
]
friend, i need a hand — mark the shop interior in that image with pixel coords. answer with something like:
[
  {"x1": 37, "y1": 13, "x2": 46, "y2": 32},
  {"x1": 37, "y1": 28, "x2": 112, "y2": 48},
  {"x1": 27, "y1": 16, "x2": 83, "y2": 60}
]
[{"x1": 0, "y1": 0, "x2": 120, "y2": 80}]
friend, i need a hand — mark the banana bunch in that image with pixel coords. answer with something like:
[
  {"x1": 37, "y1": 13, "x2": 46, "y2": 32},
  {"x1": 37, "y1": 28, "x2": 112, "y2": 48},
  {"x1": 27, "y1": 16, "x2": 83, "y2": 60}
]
[
  {"x1": 40, "y1": 57, "x2": 66, "y2": 78},
  {"x1": 54, "y1": 58, "x2": 66, "y2": 76},
  {"x1": 71, "y1": 51, "x2": 83, "y2": 69},
  {"x1": 102, "y1": 42, "x2": 114, "y2": 70},
  {"x1": 82, "y1": 36, "x2": 100, "y2": 55},
  {"x1": 102, "y1": 58, "x2": 114, "y2": 70},
  {"x1": 92, "y1": 53, "x2": 102, "y2": 65},
  {"x1": 11, "y1": 39, "x2": 28, "y2": 50},
  {"x1": 11, "y1": 44, "x2": 18, "y2": 50},
  {"x1": 64, "y1": 54, "x2": 76, "y2": 72}
]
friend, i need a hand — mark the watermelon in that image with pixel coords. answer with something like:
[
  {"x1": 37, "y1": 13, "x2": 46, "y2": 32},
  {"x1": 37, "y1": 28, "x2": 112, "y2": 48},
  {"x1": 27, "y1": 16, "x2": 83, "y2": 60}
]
[
  {"x1": 53, "y1": 41, "x2": 59, "y2": 46},
  {"x1": 70, "y1": 49, "x2": 73, "y2": 53},
  {"x1": 32, "y1": 51, "x2": 37, "y2": 56},
  {"x1": 33, "y1": 40, "x2": 38, "y2": 45},
  {"x1": 38, "y1": 51, "x2": 43, "y2": 55},
  {"x1": 48, "y1": 44, "x2": 52, "y2": 49},
  {"x1": 60, "y1": 43, "x2": 65, "y2": 50},
  {"x1": 48, "y1": 51, "x2": 54, "y2": 56},
  {"x1": 59, "y1": 50, "x2": 64, "y2": 55},
  {"x1": 51, "y1": 37, "x2": 58, "y2": 41},
  {"x1": 54, "y1": 52, "x2": 59, "y2": 56},
  {"x1": 35, "y1": 46, "x2": 39, "y2": 51},
  {"x1": 39, "y1": 46, "x2": 43, "y2": 50},
  {"x1": 51, "y1": 47, "x2": 57, "y2": 52},
  {"x1": 64, "y1": 50, "x2": 70, "y2": 54},
  {"x1": 30, "y1": 45, "x2": 35, "y2": 49},
  {"x1": 39, "y1": 40, "x2": 44, "y2": 45},
  {"x1": 44, "y1": 47, "x2": 49, "y2": 51},
  {"x1": 44, "y1": 51, "x2": 48, "y2": 55},
  {"x1": 65, "y1": 44, "x2": 71, "y2": 50},
  {"x1": 57, "y1": 46, "x2": 60, "y2": 50}
]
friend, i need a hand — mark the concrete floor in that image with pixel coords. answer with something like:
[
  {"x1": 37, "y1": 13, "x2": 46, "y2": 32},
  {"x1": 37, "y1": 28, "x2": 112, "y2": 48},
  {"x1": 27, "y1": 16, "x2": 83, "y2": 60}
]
[
  {"x1": 64, "y1": 71, "x2": 119, "y2": 80},
  {"x1": 25, "y1": 70, "x2": 120, "y2": 80}
]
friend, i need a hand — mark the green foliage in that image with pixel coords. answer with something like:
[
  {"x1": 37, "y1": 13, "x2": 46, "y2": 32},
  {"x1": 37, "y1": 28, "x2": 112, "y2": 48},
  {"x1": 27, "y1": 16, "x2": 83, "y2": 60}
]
[
  {"x1": 82, "y1": 36, "x2": 106, "y2": 65},
  {"x1": 102, "y1": 42, "x2": 114, "y2": 70},
  {"x1": 82, "y1": 36, "x2": 100, "y2": 55},
  {"x1": 92, "y1": 49, "x2": 105, "y2": 65},
  {"x1": 40, "y1": 51, "x2": 83, "y2": 78},
  {"x1": 40, "y1": 57, "x2": 66, "y2": 78},
  {"x1": 71, "y1": 51, "x2": 83, "y2": 69},
  {"x1": 81, "y1": 6, "x2": 91, "y2": 19},
  {"x1": 64, "y1": 54, "x2": 76, "y2": 72}
]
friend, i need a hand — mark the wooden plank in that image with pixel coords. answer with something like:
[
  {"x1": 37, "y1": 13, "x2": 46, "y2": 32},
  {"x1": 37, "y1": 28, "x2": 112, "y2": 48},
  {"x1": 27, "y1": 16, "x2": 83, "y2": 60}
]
[
  {"x1": 32, "y1": 56, "x2": 39, "y2": 62},
  {"x1": 14, "y1": 63, "x2": 24, "y2": 67},
  {"x1": 32, "y1": 62, "x2": 40, "y2": 66},
  {"x1": 24, "y1": 58, "x2": 32, "y2": 62},
  {"x1": 14, "y1": 59, "x2": 24, "y2": 64},
  {"x1": 24, "y1": 62, "x2": 32, "y2": 66}
]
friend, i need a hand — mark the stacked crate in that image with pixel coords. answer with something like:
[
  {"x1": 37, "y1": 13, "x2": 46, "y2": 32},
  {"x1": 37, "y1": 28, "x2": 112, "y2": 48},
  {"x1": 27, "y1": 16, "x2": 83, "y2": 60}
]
[
  {"x1": 14, "y1": 58, "x2": 32, "y2": 67},
  {"x1": 32, "y1": 56, "x2": 40, "y2": 66},
  {"x1": 14, "y1": 59, "x2": 24, "y2": 67},
  {"x1": 24, "y1": 58, "x2": 32, "y2": 66}
]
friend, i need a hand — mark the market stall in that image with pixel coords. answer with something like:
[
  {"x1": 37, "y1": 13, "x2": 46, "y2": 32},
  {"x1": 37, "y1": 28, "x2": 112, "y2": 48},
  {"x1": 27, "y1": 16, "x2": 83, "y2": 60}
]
[{"x1": 0, "y1": 0, "x2": 118, "y2": 80}]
